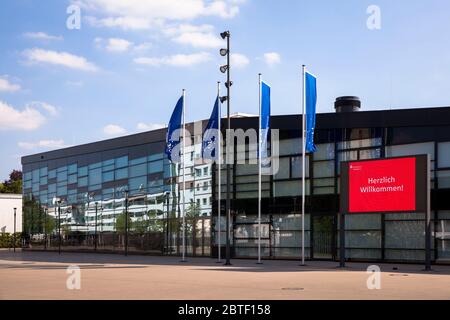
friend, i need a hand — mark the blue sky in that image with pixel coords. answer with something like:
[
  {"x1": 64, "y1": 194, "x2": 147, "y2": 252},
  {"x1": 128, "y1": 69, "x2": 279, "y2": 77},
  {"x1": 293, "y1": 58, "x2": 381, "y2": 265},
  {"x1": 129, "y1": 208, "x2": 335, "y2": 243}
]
[{"x1": 1, "y1": 0, "x2": 450, "y2": 180}]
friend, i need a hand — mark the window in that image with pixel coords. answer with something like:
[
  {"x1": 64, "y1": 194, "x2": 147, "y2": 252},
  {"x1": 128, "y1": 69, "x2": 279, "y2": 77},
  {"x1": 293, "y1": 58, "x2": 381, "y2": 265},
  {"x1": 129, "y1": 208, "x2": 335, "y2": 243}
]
[
  {"x1": 89, "y1": 162, "x2": 101, "y2": 170},
  {"x1": 438, "y1": 142, "x2": 450, "y2": 168},
  {"x1": 386, "y1": 142, "x2": 435, "y2": 160},
  {"x1": 203, "y1": 167, "x2": 208, "y2": 176},
  {"x1": 40, "y1": 167, "x2": 48, "y2": 177},
  {"x1": 203, "y1": 198, "x2": 207, "y2": 205},
  {"x1": 115, "y1": 168, "x2": 128, "y2": 180},
  {"x1": 196, "y1": 199, "x2": 200, "y2": 206},
  {"x1": 68, "y1": 174, "x2": 77, "y2": 184},
  {"x1": 130, "y1": 163, "x2": 147, "y2": 177},
  {"x1": 32, "y1": 169, "x2": 39, "y2": 182},
  {"x1": 115, "y1": 156, "x2": 128, "y2": 168},
  {"x1": 78, "y1": 176, "x2": 88, "y2": 187},
  {"x1": 103, "y1": 171, "x2": 114, "y2": 182},
  {"x1": 130, "y1": 157, "x2": 146, "y2": 166},
  {"x1": 68, "y1": 163, "x2": 77, "y2": 175},
  {"x1": 48, "y1": 169, "x2": 56, "y2": 179},
  {"x1": 274, "y1": 158, "x2": 289, "y2": 180},
  {"x1": 78, "y1": 166, "x2": 87, "y2": 177},
  {"x1": 195, "y1": 168, "x2": 201, "y2": 177},
  {"x1": 314, "y1": 143, "x2": 335, "y2": 160},
  {"x1": 203, "y1": 181, "x2": 208, "y2": 191},
  {"x1": 89, "y1": 168, "x2": 102, "y2": 185},
  {"x1": 57, "y1": 171, "x2": 67, "y2": 182},
  {"x1": 291, "y1": 156, "x2": 310, "y2": 178},
  {"x1": 148, "y1": 160, "x2": 163, "y2": 174},
  {"x1": 40, "y1": 176, "x2": 47, "y2": 186},
  {"x1": 129, "y1": 176, "x2": 147, "y2": 193},
  {"x1": 313, "y1": 161, "x2": 334, "y2": 178}
]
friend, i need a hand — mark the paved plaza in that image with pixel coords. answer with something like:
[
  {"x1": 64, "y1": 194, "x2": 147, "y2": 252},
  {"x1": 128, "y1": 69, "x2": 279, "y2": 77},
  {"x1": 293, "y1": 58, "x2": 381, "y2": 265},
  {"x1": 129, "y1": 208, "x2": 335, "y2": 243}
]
[{"x1": 1, "y1": 249, "x2": 449, "y2": 300}]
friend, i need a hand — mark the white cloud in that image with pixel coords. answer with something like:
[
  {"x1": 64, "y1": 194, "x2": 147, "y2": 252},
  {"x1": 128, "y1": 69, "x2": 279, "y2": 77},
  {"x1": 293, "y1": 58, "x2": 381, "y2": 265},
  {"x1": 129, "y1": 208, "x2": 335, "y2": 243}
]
[
  {"x1": 27, "y1": 101, "x2": 59, "y2": 116},
  {"x1": 78, "y1": 0, "x2": 240, "y2": 22},
  {"x1": 0, "y1": 100, "x2": 47, "y2": 131},
  {"x1": 263, "y1": 52, "x2": 281, "y2": 66},
  {"x1": 134, "y1": 52, "x2": 212, "y2": 67},
  {"x1": 86, "y1": 15, "x2": 157, "y2": 30},
  {"x1": 172, "y1": 31, "x2": 222, "y2": 49},
  {"x1": 23, "y1": 48, "x2": 99, "y2": 72},
  {"x1": 18, "y1": 139, "x2": 67, "y2": 150},
  {"x1": 23, "y1": 32, "x2": 63, "y2": 41},
  {"x1": 106, "y1": 38, "x2": 132, "y2": 52},
  {"x1": 0, "y1": 76, "x2": 21, "y2": 92},
  {"x1": 136, "y1": 122, "x2": 165, "y2": 131},
  {"x1": 231, "y1": 53, "x2": 249, "y2": 68},
  {"x1": 103, "y1": 124, "x2": 127, "y2": 136}
]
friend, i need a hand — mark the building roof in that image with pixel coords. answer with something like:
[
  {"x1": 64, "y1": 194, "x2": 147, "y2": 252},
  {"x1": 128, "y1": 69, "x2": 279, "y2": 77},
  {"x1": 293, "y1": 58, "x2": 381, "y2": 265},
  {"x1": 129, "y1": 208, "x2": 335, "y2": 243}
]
[{"x1": 21, "y1": 106, "x2": 450, "y2": 166}]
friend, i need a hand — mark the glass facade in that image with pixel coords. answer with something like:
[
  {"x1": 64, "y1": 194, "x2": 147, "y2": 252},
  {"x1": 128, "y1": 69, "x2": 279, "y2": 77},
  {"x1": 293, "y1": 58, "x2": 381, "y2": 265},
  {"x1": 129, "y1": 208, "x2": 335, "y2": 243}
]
[
  {"x1": 22, "y1": 132, "x2": 212, "y2": 256},
  {"x1": 22, "y1": 109, "x2": 450, "y2": 263}
]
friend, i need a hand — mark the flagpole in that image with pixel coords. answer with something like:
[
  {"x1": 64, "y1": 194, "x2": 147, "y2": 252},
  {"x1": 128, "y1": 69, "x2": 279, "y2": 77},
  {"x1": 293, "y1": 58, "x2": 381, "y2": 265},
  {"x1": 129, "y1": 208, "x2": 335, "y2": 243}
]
[
  {"x1": 257, "y1": 73, "x2": 262, "y2": 264},
  {"x1": 217, "y1": 81, "x2": 222, "y2": 263},
  {"x1": 181, "y1": 88, "x2": 187, "y2": 262},
  {"x1": 301, "y1": 65, "x2": 306, "y2": 266}
]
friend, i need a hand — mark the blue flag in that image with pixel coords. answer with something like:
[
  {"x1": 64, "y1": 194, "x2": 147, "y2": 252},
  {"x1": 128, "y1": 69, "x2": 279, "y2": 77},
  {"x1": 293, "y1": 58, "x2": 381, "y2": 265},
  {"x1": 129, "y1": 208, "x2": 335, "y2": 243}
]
[
  {"x1": 305, "y1": 71, "x2": 317, "y2": 153},
  {"x1": 260, "y1": 81, "x2": 271, "y2": 161},
  {"x1": 165, "y1": 95, "x2": 183, "y2": 162},
  {"x1": 202, "y1": 96, "x2": 220, "y2": 160}
]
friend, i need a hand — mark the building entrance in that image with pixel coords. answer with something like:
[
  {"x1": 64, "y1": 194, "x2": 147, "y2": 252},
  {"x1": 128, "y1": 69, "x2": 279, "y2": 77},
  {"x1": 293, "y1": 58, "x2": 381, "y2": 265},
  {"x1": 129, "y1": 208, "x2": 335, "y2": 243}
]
[{"x1": 312, "y1": 215, "x2": 335, "y2": 260}]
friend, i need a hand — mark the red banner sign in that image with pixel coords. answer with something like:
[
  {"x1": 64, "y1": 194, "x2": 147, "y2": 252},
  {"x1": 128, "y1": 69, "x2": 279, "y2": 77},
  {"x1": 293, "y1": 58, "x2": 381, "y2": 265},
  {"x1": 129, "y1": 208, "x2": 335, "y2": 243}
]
[{"x1": 348, "y1": 157, "x2": 416, "y2": 213}]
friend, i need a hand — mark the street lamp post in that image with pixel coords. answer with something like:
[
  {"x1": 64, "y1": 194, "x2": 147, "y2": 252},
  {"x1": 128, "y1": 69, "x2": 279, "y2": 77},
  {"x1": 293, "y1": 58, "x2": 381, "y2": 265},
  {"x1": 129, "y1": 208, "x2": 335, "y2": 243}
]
[
  {"x1": 220, "y1": 30, "x2": 232, "y2": 265},
  {"x1": 124, "y1": 189, "x2": 129, "y2": 256},
  {"x1": 94, "y1": 201, "x2": 98, "y2": 251},
  {"x1": 57, "y1": 199, "x2": 62, "y2": 255},
  {"x1": 13, "y1": 207, "x2": 16, "y2": 252},
  {"x1": 165, "y1": 191, "x2": 170, "y2": 254},
  {"x1": 44, "y1": 206, "x2": 47, "y2": 250}
]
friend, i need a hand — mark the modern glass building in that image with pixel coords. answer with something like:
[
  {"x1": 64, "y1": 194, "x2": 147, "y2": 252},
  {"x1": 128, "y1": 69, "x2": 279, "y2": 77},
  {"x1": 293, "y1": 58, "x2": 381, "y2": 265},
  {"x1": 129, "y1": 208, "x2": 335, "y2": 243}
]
[{"x1": 22, "y1": 98, "x2": 450, "y2": 263}]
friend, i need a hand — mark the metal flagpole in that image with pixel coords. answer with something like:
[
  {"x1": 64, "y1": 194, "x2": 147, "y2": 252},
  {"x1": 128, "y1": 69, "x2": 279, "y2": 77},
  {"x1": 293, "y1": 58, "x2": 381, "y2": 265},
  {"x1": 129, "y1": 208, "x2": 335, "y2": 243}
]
[
  {"x1": 181, "y1": 89, "x2": 187, "y2": 262},
  {"x1": 301, "y1": 65, "x2": 306, "y2": 266},
  {"x1": 258, "y1": 73, "x2": 262, "y2": 264},
  {"x1": 217, "y1": 81, "x2": 222, "y2": 263}
]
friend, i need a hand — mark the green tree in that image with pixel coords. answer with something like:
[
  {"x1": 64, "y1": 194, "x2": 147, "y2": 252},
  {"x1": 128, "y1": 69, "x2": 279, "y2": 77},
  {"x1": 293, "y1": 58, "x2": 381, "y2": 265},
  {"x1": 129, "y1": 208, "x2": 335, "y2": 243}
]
[
  {"x1": 0, "y1": 170, "x2": 22, "y2": 194},
  {"x1": 115, "y1": 211, "x2": 132, "y2": 234}
]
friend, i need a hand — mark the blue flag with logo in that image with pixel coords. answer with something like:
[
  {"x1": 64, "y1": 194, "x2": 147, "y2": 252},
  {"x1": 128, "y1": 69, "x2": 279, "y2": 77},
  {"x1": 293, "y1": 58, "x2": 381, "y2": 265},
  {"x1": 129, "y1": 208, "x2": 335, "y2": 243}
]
[
  {"x1": 165, "y1": 95, "x2": 183, "y2": 162},
  {"x1": 202, "y1": 96, "x2": 220, "y2": 160},
  {"x1": 305, "y1": 71, "x2": 317, "y2": 153},
  {"x1": 260, "y1": 81, "x2": 271, "y2": 161}
]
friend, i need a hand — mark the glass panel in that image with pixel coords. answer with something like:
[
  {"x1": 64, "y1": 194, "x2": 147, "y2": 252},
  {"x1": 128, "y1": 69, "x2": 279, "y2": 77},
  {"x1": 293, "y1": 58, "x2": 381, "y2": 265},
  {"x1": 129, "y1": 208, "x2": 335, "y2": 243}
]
[
  {"x1": 129, "y1": 176, "x2": 147, "y2": 193},
  {"x1": 89, "y1": 168, "x2": 102, "y2": 185},
  {"x1": 279, "y1": 138, "x2": 301, "y2": 156},
  {"x1": 130, "y1": 163, "x2": 147, "y2": 177},
  {"x1": 57, "y1": 171, "x2": 67, "y2": 182},
  {"x1": 102, "y1": 164, "x2": 114, "y2": 172},
  {"x1": 359, "y1": 148, "x2": 381, "y2": 160},
  {"x1": 78, "y1": 176, "x2": 88, "y2": 187},
  {"x1": 102, "y1": 171, "x2": 114, "y2": 182},
  {"x1": 32, "y1": 169, "x2": 39, "y2": 182},
  {"x1": 438, "y1": 142, "x2": 450, "y2": 168},
  {"x1": 116, "y1": 156, "x2": 128, "y2": 168},
  {"x1": 68, "y1": 163, "x2": 77, "y2": 174},
  {"x1": 57, "y1": 185, "x2": 67, "y2": 196},
  {"x1": 291, "y1": 156, "x2": 309, "y2": 178},
  {"x1": 338, "y1": 138, "x2": 382, "y2": 150},
  {"x1": 39, "y1": 167, "x2": 48, "y2": 177},
  {"x1": 68, "y1": 174, "x2": 77, "y2": 184},
  {"x1": 48, "y1": 169, "x2": 56, "y2": 179},
  {"x1": 148, "y1": 153, "x2": 164, "y2": 162},
  {"x1": 313, "y1": 160, "x2": 334, "y2": 178},
  {"x1": 130, "y1": 157, "x2": 147, "y2": 166},
  {"x1": 148, "y1": 160, "x2": 164, "y2": 173},
  {"x1": 386, "y1": 142, "x2": 435, "y2": 160},
  {"x1": 437, "y1": 170, "x2": 450, "y2": 189},
  {"x1": 274, "y1": 158, "x2": 289, "y2": 180},
  {"x1": 273, "y1": 180, "x2": 310, "y2": 197},
  {"x1": 115, "y1": 167, "x2": 128, "y2": 180},
  {"x1": 89, "y1": 162, "x2": 101, "y2": 170},
  {"x1": 78, "y1": 166, "x2": 87, "y2": 177},
  {"x1": 102, "y1": 159, "x2": 115, "y2": 166},
  {"x1": 40, "y1": 176, "x2": 47, "y2": 185},
  {"x1": 314, "y1": 143, "x2": 335, "y2": 160}
]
